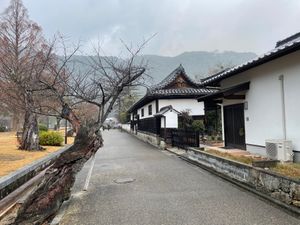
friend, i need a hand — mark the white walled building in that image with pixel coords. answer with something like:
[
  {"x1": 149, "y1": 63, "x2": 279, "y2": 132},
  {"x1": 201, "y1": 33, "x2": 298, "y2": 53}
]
[
  {"x1": 128, "y1": 65, "x2": 216, "y2": 140},
  {"x1": 198, "y1": 32, "x2": 300, "y2": 156}
]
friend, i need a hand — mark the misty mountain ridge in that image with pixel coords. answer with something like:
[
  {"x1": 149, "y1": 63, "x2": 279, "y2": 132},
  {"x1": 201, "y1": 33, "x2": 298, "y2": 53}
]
[
  {"x1": 138, "y1": 50, "x2": 256, "y2": 85},
  {"x1": 70, "y1": 50, "x2": 257, "y2": 87}
]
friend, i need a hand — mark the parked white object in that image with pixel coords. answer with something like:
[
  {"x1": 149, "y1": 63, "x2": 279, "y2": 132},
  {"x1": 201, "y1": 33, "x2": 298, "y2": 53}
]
[{"x1": 265, "y1": 139, "x2": 293, "y2": 161}]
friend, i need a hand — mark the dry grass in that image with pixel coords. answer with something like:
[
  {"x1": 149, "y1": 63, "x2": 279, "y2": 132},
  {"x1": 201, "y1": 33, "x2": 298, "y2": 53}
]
[
  {"x1": 271, "y1": 163, "x2": 300, "y2": 179},
  {"x1": 205, "y1": 149, "x2": 254, "y2": 164},
  {"x1": 0, "y1": 131, "x2": 74, "y2": 177},
  {"x1": 205, "y1": 149, "x2": 300, "y2": 179}
]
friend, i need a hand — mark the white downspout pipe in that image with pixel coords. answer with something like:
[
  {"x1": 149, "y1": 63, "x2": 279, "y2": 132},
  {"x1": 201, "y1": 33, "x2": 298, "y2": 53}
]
[
  {"x1": 279, "y1": 74, "x2": 287, "y2": 140},
  {"x1": 217, "y1": 103, "x2": 225, "y2": 143}
]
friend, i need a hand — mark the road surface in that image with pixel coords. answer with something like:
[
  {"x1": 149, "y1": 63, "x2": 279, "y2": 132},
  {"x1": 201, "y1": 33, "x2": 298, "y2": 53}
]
[{"x1": 60, "y1": 130, "x2": 299, "y2": 225}]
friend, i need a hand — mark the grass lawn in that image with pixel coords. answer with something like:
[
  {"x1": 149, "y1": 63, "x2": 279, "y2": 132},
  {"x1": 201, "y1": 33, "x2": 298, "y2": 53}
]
[{"x1": 0, "y1": 131, "x2": 74, "y2": 177}]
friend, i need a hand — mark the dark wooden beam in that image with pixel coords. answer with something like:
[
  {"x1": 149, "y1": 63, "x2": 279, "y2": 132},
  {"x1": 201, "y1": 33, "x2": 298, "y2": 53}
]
[{"x1": 224, "y1": 95, "x2": 245, "y2": 100}]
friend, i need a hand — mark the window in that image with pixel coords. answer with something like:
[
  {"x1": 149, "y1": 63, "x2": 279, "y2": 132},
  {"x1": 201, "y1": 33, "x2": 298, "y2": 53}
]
[
  {"x1": 141, "y1": 108, "x2": 144, "y2": 117},
  {"x1": 148, "y1": 105, "x2": 152, "y2": 115}
]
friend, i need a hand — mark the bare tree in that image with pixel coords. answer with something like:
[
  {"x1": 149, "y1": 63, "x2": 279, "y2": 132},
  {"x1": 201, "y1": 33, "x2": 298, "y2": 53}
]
[
  {"x1": 0, "y1": 0, "x2": 54, "y2": 150},
  {"x1": 10, "y1": 36, "x2": 151, "y2": 224}
]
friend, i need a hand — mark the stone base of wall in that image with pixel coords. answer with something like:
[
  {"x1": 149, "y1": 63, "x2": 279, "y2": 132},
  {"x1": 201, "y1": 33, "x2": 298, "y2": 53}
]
[
  {"x1": 121, "y1": 125, "x2": 166, "y2": 149},
  {"x1": 134, "y1": 131, "x2": 166, "y2": 149},
  {"x1": 186, "y1": 148, "x2": 300, "y2": 212}
]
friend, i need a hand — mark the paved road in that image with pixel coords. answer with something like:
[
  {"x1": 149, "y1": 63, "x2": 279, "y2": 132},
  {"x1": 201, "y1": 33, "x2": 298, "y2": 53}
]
[{"x1": 60, "y1": 130, "x2": 299, "y2": 225}]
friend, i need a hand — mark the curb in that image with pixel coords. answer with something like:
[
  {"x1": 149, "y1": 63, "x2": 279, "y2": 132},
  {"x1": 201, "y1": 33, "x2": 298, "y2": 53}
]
[
  {"x1": 166, "y1": 148, "x2": 300, "y2": 218},
  {"x1": 121, "y1": 130, "x2": 300, "y2": 218},
  {"x1": 0, "y1": 145, "x2": 72, "y2": 200}
]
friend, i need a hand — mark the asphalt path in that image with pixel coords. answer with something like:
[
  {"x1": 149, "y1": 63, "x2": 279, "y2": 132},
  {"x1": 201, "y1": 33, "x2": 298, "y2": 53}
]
[{"x1": 60, "y1": 130, "x2": 300, "y2": 225}]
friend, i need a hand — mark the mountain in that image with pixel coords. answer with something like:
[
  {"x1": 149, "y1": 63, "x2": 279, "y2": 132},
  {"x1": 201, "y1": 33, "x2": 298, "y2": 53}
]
[
  {"x1": 137, "y1": 51, "x2": 256, "y2": 85},
  {"x1": 69, "y1": 50, "x2": 257, "y2": 90}
]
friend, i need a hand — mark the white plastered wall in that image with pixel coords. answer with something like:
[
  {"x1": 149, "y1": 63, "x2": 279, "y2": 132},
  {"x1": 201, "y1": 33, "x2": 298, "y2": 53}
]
[
  {"x1": 137, "y1": 100, "x2": 156, "y2": 119},
  {"x1": 159, "y1": 99, "x2": 204, "y2": 115},
  {"x1": 160, "y1": 110, "x2": 179, "y2": 128},
  {"x1": 220, "y1": 50, "x2": 300, "y2": 154}
]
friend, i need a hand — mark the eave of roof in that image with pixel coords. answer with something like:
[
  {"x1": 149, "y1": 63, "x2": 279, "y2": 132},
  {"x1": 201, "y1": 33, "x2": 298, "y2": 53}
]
[
  {"x1": 201, "y1": 36, "x2": 300, "y2": 86},
  {"x1": 197, "y1": 82, "x2": 250, "y2": 102},
  {"x1": 128, "y1": 88, "x2": 216, "y2": 113}
]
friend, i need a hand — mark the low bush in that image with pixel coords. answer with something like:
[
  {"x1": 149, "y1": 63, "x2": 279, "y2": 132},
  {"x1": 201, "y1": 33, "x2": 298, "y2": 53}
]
[
  {"x1": 39, "y1": 131, "x2": 64, "y2": 146},
  {"x1": 0, "y1": 126, "x2": 7, "y2": 132},
  {"x1": 39, "y1": 124, "x2": 48, "y2": 132},
  {"x1": 192, "y1": 120, "x2": 205, "y2": 133}
]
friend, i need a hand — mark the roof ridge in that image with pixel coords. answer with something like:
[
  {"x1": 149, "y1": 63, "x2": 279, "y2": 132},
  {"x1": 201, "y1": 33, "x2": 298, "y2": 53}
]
[
  {"x1": 201, "y1": 33, "x2": 300, "y2": 86},
  {"x1": 150, "y1": 64, "x2": 200, "y2": 91},
  {"x1": 276, "y1": 32, "x2": 300, "y2": 47}
]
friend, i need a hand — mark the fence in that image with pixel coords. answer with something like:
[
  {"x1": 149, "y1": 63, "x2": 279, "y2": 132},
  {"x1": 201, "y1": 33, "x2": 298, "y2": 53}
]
[
  {"x1": 171, "y1": 129, "x2": 199, "y2": 149},
  {"x1": 137, "y1": 117, "x2": 160, "y2": 135}
]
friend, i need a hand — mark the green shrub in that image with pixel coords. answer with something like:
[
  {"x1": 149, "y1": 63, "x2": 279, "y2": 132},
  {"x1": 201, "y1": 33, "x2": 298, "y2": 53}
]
[
  {"x1": 39, "y1": 131, "x2": 64, "y2": 146},
  {"x1": 192, "y1": 120, "x2": 205, "y2": 133},
  {"x1": 119, "y1": 112, "x2": 128, "y2": 124},
  {"x1": 39, "y1": 124, "x2": 48, "y2": 132},
  {"x1": 0, "y1": 126, "x2": 7, "y2": 132}
]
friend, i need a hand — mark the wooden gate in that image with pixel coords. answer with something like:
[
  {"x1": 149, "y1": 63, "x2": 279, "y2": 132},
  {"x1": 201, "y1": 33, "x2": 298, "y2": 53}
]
[
  {"x1": 171, "y1": 129, "x2": 199, "y2": 149},
  {"x1": 224, "y1": 104, "x2": 246, "y2": 149}
]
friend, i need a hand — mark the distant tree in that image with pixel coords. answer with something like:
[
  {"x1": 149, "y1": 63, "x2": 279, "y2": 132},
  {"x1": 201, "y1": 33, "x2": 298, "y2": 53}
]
[
  {"x1": 205, "y1": 108, "x2": 222, "y2": 136},
  {"x1": 179, "y1": 109, "x2": 193, "y2": 130},
  {"x1": 0, "y1": 101, "x2": 23, "y2": 130},
  {"x1": 0, "y1": 0, "x2": 54, "y2": 150},
  {"x1": 195, "y1": 62, "x2": 234, "y2": 82},
  {"x1": 117, "y1": 87, "x2": 140, "y2": 123}
]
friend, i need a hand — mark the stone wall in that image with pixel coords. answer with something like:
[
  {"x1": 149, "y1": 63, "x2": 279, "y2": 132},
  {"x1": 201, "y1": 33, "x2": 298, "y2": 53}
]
[
  {"x1": 186, "y1": 148, "x2": 300, "y2": 209},
  {"x1": 121, "y1": 124, "x2": 131, "y2": 132},
  {"x1": 121, "y1": 124, "x2": 166, "y2": 149}
]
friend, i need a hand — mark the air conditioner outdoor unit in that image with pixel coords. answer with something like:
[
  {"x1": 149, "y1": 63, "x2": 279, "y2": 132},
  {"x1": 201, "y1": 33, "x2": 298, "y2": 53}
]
[{"x1": 265, "y1": 139, "x2": 293, "y2": 161}]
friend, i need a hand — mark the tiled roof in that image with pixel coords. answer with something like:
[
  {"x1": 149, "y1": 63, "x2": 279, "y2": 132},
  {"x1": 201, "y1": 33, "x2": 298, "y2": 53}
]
[
  {"x1": 149, "y1": 88, "x2": 216, "y2": 96},
  {"x1": 150, "y1": 64, "x2": 200, "y2": 91},
  {"x1": 154, "y1": 105, "x2": 180, "y2": 117},
  {"x1": 201, "y1": 32, "x2": 300, "y2": 86},
  {"x1": 128, "y1": 65, "x2": 218, "y2": 112}
]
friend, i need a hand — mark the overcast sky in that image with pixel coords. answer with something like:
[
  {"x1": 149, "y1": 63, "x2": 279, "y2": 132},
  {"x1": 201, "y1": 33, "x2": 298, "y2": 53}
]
[{"x1": 1, "y1": 0, "x2": 300, "y2": 56}]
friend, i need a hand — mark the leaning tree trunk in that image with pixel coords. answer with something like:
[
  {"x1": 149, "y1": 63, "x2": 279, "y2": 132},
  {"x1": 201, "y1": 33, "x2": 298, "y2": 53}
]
[
  {"x1": 19, "y1": 110, "x2": 41, "y2": 151},
  {"x1": 13, "y1": 106, "x2": 103, "y2": 224},
  {"x1": 13, "y1": 126, "x2": 103, "y2": 224}
]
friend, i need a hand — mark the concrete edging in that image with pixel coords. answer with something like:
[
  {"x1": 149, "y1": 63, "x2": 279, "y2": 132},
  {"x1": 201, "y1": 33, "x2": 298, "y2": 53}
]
[
  {"x1": 0, "y1": 145, "x2": 72, "y2": 200},
  {"x1": 122, "y1": 128, "x2": 300, "y2": 216},
  {"x1": 181, "y1": 147, "x2": 300, "y2": 216}
]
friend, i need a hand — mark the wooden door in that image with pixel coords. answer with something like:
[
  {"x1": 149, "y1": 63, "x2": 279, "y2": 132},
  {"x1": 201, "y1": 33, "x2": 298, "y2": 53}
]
[{"x1": 224, "y1": 104, "x2": 246, "y2": 149}]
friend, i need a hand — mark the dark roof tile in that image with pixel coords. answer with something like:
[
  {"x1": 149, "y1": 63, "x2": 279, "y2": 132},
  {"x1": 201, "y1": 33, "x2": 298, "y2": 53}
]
[
  {"x1": 150, "y1": 64, "x2": 200, "y2": 91},
  {"x1": 128, "y1": 65, "x2": 217, "y2": 112},
  {"x1": 201, "y1": 33, "x2": 300, "y2": 85}
]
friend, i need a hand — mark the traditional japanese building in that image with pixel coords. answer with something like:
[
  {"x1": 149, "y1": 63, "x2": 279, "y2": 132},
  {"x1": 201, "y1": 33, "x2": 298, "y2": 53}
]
[{"x1": 128, "y1": 65, "x2": 216, "y2": 145}]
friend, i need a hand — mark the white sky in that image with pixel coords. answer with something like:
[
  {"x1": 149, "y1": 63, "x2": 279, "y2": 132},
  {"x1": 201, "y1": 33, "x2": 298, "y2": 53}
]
[{"x1": 1, "y1": 0, "x2": 300, "y2": 56}]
